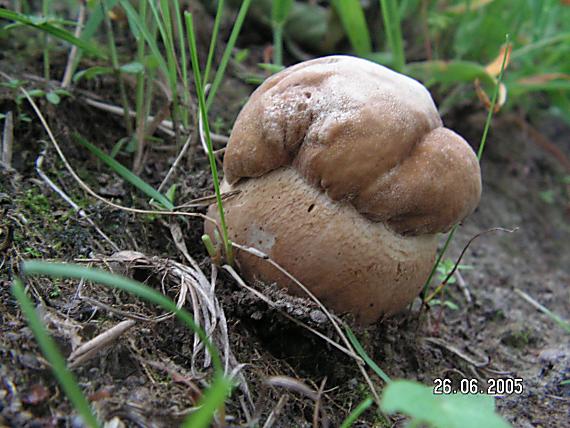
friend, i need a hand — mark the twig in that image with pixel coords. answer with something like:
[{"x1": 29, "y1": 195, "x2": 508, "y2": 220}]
[
  {"x1": 79, "y1": 295, "x2": 158, "y2": 322},
  {"x1": 2, "y1": 111, "x2": 13, "y2": 167},
  {"x1": 514, "y1": 288, "x2": 570, "y2": 333},
  {"x1": 313, "y1": 377, "x2": 328, "y2": 428},
  {"x1": 174, "y1": 190, "x2": 240, "y2": 209},
  {"x1": 425, "y1": 227, "x2": 518, "y2": 303},
  {"x1": 61, "y1": 1, "x2": 86, "y2": 88},
  {"x1": 157, "y1": 132, "x2": 194, "y2": 193},
  {"x1": 68, "y1": 319, "x2": 136, "y2": 368},
  {"x1": 81, "y1": 97, "x2": 229, "y2": 144},
  {"x1": 262, "y1": 395, "x2": 289, "y2": 428},
  {"x1": 455, "y1": 270, "x2": 472, "y2": 304},
  {"x1": 264, "y1": 376, "x2": 318, "y2": 400},
  {"x1": 35, "y1": 149, "x2": 120, "y2": 251},
  {"x1": 424, "y1": 337, "x2": 491, "y2": 368}
]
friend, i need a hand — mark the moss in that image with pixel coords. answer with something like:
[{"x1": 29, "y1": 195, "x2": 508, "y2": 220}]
[
  {"x1": 21, "y1": 189, "x2": 52, "y2": 216},
  {"x1": 501, "y1": 328, "x2": 535, "y2": 349}
]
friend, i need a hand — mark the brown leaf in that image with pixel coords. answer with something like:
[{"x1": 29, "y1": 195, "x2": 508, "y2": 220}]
[
  {"x1": 88, "y1": 387, "x2": 112, "y2": 402},
  {"x1": 474, "y1": 79, "x2": 507, "y2": 112},
  {"x1": 485, "y1": 44, "x2": 512, "y2": 77},
  {"x1": 517, "y1": 73, "x2": 570, "y2": 85}
]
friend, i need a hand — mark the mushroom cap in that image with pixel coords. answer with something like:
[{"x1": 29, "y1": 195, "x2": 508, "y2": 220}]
[
  {"x1": 206, "y1": 56, "x2": 482, "y2": 323},
  {"x1": 224, "y1": 55, "x2": 481, "y2": 235}
]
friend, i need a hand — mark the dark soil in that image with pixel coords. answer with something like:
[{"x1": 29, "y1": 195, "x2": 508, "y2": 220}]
[{"x1": 1, "y1": 11, "x2": 569, "y2": 428}]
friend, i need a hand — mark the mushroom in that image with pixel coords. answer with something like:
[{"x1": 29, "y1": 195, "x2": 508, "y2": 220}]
[{"x1": 205, "y1": 55, "x2": 481, "y2": 324}]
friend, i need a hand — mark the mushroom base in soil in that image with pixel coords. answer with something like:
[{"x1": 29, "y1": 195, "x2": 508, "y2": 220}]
[
  {"x1": 204, "y1": 55, "x2": 481, "y2": 324},
  {"x1": 205, "y1": 168, "x2": 439, "y2": 324}
]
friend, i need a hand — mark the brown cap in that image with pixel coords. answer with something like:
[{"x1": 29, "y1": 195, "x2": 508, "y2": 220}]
[{"x1": 224, "y1": 55, "x2": 481, "y2": 235}]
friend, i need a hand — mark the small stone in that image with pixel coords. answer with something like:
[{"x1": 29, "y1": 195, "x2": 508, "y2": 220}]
[
  {"x1": 539, "y1": 347, "x2": 568, "y2": 364},
  {"x1": 309, "y1": 310, "x2": 327, "y2": 324}
]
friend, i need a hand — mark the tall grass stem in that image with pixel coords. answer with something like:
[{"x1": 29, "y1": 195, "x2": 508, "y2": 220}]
[
  {"x1": 206, "y1": 0, "x2": 252, "y2": 111},
  {"x1": 42, "y1": 0, "x2": 52, "y2": 80},
  {"x1": 380, "y1": 0, "x2": 405, "y2": 72},
  {"x1": 204, "y1": 0, "x2": 225, "y2": 84},
  {"x1": 422, "y1": 34, "x2": 511, "y2": 300},
  {"x1": 186, "y1": 12, "x2": 233, "y2": 264},
  {"x1": 102, "y1": 0, "x2": 132, "y2": 135},
  {"x1": 478, "y1": 34, "x2": 511, "y2": 160}
]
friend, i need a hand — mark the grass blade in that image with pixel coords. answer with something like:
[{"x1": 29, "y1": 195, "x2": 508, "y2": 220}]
[
  {"x1": 22, "y1": 261, "x2": 223, "y2": 372},
  {"x1": 206, "y1": 0, "x2": 252, "y2": 111},
  {"x1": 345, "y1": 326, "x2": 391, "y2": 384},
  {"x1": 119, "y1": 0, "x2": 169, "y2": 80},
  {"x1": 331, "y1": 0, "x2": 372, "y2": 56},
  {"x1": 101, "y1": 0, "x2": 132, "y2": 135},
  {"x1": 150, "y1": 0, "x2": 177, "y2": 91},
  {"x1": 421, "y1": 35, "x2": 511, "y2": 298},
  {"x1": 172, "y1": 0, "x2": 190, "y2": 123},
  {"x1": 75, "y1": 134, "x2": 174, "y2": 210},
  {"x1": 0, "y1": 7, "x2": 105, "y2": 59},
  {"x1": 11, "y1": 278, "x2": 101, "y2": 428},
  {"x1": 204, "y1": 0, "x2": 225, "y2": 84},
  {"x1": 510, "y1": 32, "x2": 570, "y2": 61},
  {"x1": 186, "y1": 12, "x2": 233, "y2": 264},
  {"x1": 477, "y1": 35, "x2": 510, "y2": 159},
  {"x1": 379, "y1": 0, "x2": 405, "y2": 72},
  {"x1": 514, "y1": 289, "x2": 570, "y2": 334},
  {"x1": 70, "y1": 0, "x2": 118, "y2": 75},
  {"x1": 340, "y1": 397, "x2": 374, "y2": 428},
  {"x1": 272, "y1": 0, "x2": 294, "y2": 66},
  {"x1": 182, "y1": 375, "x2": 233, "y2": 428},
  {"x1": 420, "y1": 224, "x2": 458, "y2": 299}
]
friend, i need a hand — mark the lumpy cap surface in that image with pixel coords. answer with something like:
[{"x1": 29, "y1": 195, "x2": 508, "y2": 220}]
[{"x1": 224, "y1": 55, "x2": 481, "y2": 234}]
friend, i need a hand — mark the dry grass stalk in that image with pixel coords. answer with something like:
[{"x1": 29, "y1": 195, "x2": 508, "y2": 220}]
[
  {"x1": 2, "y1": 110, "x2": 13, "y2": 167},
  {"x1": 81, "y1": 250, "x2": 253, "y2": 411}
]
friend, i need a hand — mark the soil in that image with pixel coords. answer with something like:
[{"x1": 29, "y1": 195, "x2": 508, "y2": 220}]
[{"x1": 1, "y1": 9, "x2": 569, "y2": 428}]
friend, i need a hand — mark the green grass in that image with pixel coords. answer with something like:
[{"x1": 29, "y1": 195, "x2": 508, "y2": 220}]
[
  {"x1": 271, "y1": 0, "x2": 294, "y2": 66},
  {"x1": 12, "y1": 278, "x2": 100, "y2": 428},
  {"x1": 332, "y1": 0, "x2": 371, "y2": 56},
  {"x1": 345, "y1": 326, "x2": 391, "y2": 385},
  {"x1": 204, "y1": 0, "x2": 225, "y2": 84},
  {"x1": 379, "y1": 0, "x2": 405, "y2": 72},
  {"x1": 421, "y1": 34, "x2": 511, "y2": 302},
  {"x1": 340, "y1": 396, "x2": 374, "y2": 428},
  {"x1": 251, "y1": 0, "x2": 570, "y2": 122},
  {"x1": 206, "y1": 0, "x2": 252, "y2": 111},
  {"x1": 0, "y1": 7, "x2": 105, "y2": 59},
  {"x1": 2, "y1": 2, "x2": 567, "y2": 426},
  {"x1": 19, "y1": 261, "x2": 231, "y2": 427},
  {"x1": 187, "y1": 11, "x2": 233, "y2": 265},
  {"x1": 74, "y1": 134, "x2": 174, "y2": 210}
]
